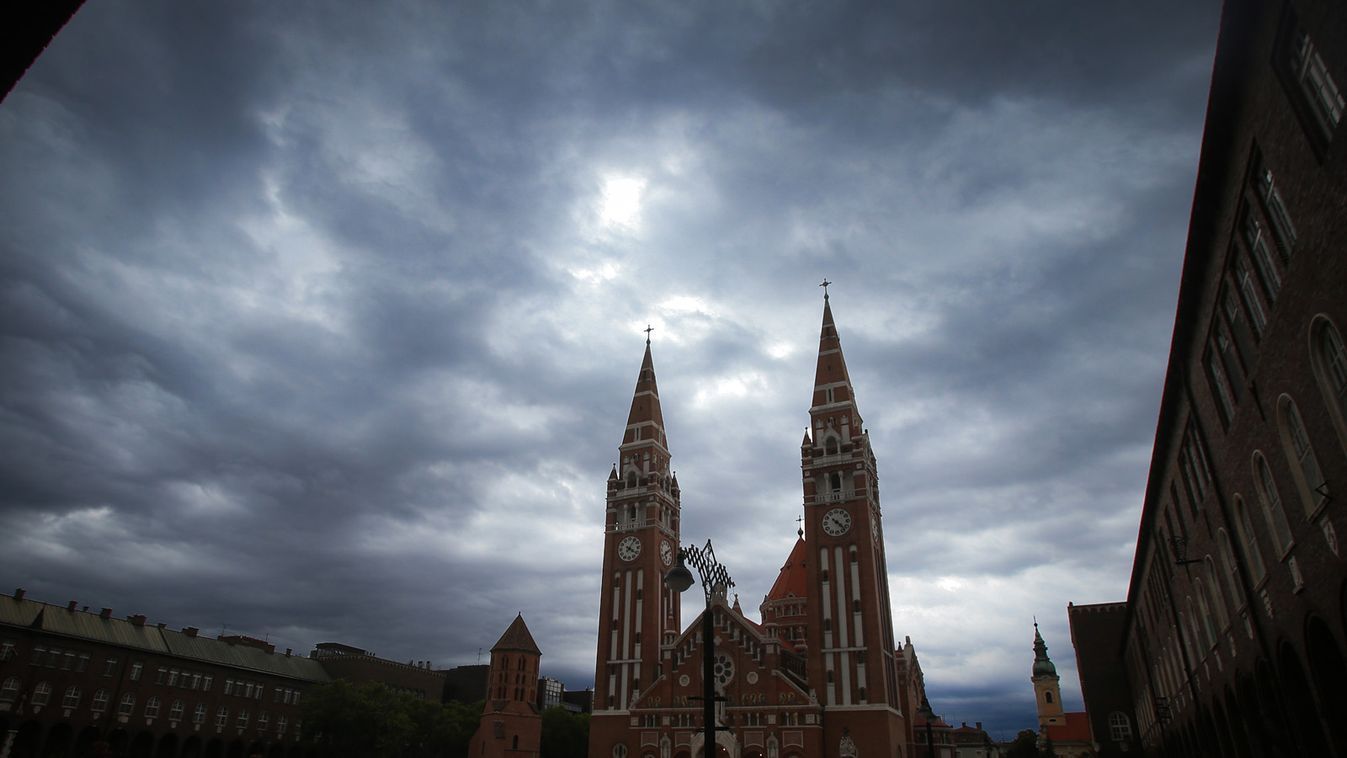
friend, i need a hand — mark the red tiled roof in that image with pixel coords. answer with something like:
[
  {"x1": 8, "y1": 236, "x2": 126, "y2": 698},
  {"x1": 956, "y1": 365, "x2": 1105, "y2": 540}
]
[
  {"x1": 766, "y1": 538, "x2": 809, "y2": 602},
  {"x1": 1045, "y1": 712, "x2": 1092, "y2": 743},
  {"x1": 491, "y1": 614, "x2": 540, "y2": 655}
]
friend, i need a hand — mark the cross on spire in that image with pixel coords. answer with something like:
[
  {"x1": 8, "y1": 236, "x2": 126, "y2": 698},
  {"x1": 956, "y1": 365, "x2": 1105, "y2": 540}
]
[
  {"x1": 644, "y1": 324, "x2": 654, "y2": 345},
  {"x1": 819, "y1": 278, "x2": 831, "y2": 300},
  {"x1": 796, "y1": 514, "x2": 804, "y2": 538}
]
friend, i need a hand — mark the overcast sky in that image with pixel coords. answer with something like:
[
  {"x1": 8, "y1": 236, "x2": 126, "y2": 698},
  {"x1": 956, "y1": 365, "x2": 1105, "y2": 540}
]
[{"x1": 0, "y1": 0, "x2": 1221, "y2": 739}]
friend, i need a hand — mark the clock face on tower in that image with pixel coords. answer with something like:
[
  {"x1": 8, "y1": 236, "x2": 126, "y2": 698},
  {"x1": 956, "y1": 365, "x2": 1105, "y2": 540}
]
[
  {"x1": 618, "y1": 536, "x2": 642, "y2": 561},
  {"x1": 822, "y1": 508, "x2": 852, "y2": 537},
  {"x1": 660, "y1": 540, "x2": 674, "y2": 567}
]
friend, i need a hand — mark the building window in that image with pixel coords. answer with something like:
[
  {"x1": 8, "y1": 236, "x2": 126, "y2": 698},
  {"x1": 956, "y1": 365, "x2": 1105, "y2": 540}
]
[
  {"x1": 0, "y1": 677, "x2": 19, "y2": 703},
  {"x1": 1206, "y1": 347, "x2": 1236, "y2": 424},
  {"x1": 1109, "y1": 712, "x2": 1133, "y2": 741},
  {"x1": 1242, "y1": 210, "x2": 1282, "y2": 302},
  {"x1": 1233, "y1": 496, "x2": 1266, "y2": 584},
  {"x1": 170, "y1": 700, "x2": 184, "y2": 721},
  {"x1": 63, "y1": 685, "x2": 82, "y2": 709},
  {"x1": 277, "y1": 715, "x2": 288, "y2": 734},
  {"x1": 130, "y1": 663, "x2": 142, "y2": 681},
  {"x1": 1194, "y1": 579, "x2": 1217, "y2": 648},
  {"x1": 1216, "y1": 530, "x2": 1243, "y2": 607},
  {"x1": 1253, "y1": 452, "x2": 1294, "y2": 556},
  {"x1": 237, "y1": 710, "x2": 250, "y2": 729},
  {"x1": 258, "y1": 711, "x2": 270, "y2": 730},
  {"x1": 92, "y1": 689, "x2": 108, "y2": 713},
  {"x1": 1285, "y1": 28, "x2": 1344, "y2": 142},
  {"x1": 0, "y1": 642, "x2": 13, "y2": 661},
  {"x1": 194, "y1": 704, "x2": 207, "y2": 724},
  {"x1": 1179, "y1": 421, "x2": 1213, "y2": 510},
  {"x1": 118, "y1": 693, "x2": 135, "y2": 716},
  {"x1": 103, "y1": 658, "x2": 117, "y2": 677},
  {"x1": 1277, "y1": 395, "x2": 1327, "y2": 515},
  {"x1": 1256, "y1": 163, "x2": 1297, "y2": 253},
  {"x1": 145, "y1": 696, "x2": 161, "y2": 719},
  {"x1": 202, "y1": 676, "x2": 213, "y2": 692},
  {"x1": 1232, "y1": 256, "x2": 1268, "y2": 335},
  {"x1": 32, "y1": 681, "x2": 51, "y2": 706},
  {"x1": 1204, "y1": 558, "x2": 1230, "y2": 631},
  {"x1": 216, "y1": 707, "x2": 229, "y2": 728},
  {"x1": 1311, "y1": 316, "x2": 1347, "y2": 452}
]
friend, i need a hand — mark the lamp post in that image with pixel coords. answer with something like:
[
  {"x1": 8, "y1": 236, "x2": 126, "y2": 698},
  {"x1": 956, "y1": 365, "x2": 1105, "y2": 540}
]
[
  {"x1": 916, "y1": 695, "x2": 937, "y2": 758},
  {"x1": 664, "y1": 539, "x2": 734, "y2": 758}
]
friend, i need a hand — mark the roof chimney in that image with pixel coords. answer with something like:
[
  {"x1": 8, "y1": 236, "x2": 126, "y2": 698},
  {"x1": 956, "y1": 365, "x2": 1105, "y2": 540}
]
[
  {"x1": 976, "y1": 722, "x2": 983, "y2": 731},
  {"x1": 13, "y1": 588, "x2": 24, "y2": 601},
  {"x1": 183, "y1": 627, "x2": 199, "y2": 638},
  {"x1": 129, "y1": 614, "x2": 147, "y2": 627},
  {"x1": 99, "y1": 608, "x2": 112, "y2": 620},
  {"x1": 157, "y1": 622, "x2": 166, "y2": 629},
  {"x1": 67, "y1": 601, "x2": 77, "y2": 612},
  {"x1": 285, "y1": 648, "x2": 292, "y2": 657}
]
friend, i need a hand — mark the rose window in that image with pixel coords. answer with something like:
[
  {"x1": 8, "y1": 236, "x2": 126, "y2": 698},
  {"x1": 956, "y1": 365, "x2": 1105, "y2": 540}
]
[{"x1": 713, "y1": 655, "x2": 735, "y2": 688}]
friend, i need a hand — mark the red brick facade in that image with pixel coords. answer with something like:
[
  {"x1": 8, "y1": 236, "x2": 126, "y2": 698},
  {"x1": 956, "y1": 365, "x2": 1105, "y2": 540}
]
[{"x1": 589, "y1": 300, "x2": 912, "y2": 758}]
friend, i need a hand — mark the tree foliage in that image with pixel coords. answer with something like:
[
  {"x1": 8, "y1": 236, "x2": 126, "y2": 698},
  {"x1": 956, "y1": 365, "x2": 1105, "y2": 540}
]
[
  {"x1": 1005, "y1": 729, "x2": 1041, "y2": 758},
  {"x1": 303, "y1": 680, "x2": 481, "y2": 758},
  {"x1": 540, "y1": 706, "x2": 589, "y2": 758}
]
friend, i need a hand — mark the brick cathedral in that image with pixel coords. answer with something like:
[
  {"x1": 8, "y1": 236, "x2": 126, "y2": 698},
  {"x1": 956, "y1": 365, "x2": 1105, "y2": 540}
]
[{"x1": 589, "y1": 295, "x2": 923, "y2": 758}]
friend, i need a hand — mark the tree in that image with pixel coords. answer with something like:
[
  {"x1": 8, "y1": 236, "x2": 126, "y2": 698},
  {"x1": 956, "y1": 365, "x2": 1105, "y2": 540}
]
[
  {"x1": 303, "y1": 680, "x2": 482, "y2": 758},
  {"x1": 1005, "y1": 729, "x2": 1040, "y2": 758},
  {"x1": 540, "y1": 706, "x2": 589, "y2": 758}
]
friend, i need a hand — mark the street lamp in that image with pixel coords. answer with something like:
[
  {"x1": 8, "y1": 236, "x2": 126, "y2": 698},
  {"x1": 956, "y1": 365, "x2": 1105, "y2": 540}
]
[
  {"x1": 664, "y1": 540, "x2": 734, "y2": 758},
  {"x1": 916, "y1": 695, "x2": 937, "y2": 758}
]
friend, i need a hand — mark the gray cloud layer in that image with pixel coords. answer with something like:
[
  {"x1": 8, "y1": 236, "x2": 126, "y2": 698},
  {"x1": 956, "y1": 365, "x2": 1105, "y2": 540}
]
[{"x1": 0, "y1": 0, "x2": 1219, "y2": 738}]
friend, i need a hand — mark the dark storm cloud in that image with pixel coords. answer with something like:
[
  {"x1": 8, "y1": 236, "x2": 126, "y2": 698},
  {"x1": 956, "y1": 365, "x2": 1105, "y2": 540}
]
[{"x1": 1, "y1": 0, "x2": 1220, "y2": 737}]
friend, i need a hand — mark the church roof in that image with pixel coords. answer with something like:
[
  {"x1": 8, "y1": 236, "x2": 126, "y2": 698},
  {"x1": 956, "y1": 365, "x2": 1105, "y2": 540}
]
[
  {"x1": 766, "y1": 537, "x2": 809, "y2": 602},
  {"x1": 1032, "y1": 622, "x2": 1057, "y2": 677},
  {"x1": 811, "y1": 296, "x2": 861, "y2": 422},
  {"x1": 1044, "y1": 712, "x2": 1093, "y2": 744},
  {"x1": 623, "y1": 342, "x2": 668, "y2": 449},
  {"x1": 491, "y1": 613, "x2": 540, "y2": 655}
]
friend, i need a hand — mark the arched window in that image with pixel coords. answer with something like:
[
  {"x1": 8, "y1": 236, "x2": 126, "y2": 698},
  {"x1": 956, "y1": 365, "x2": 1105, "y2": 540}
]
[
  {"x1": 170, "y1": 700, "x2": 184, "y2": 721},
  {"x1": 91, "y1": 689, "x2": 109, "y2": 713},
  {"x1": 1233, "y1": 496, "x2": 1266, "y2": 583},
  {"x1": 825, "y1": 437, "x2": 839, "y2": 456},
  {"x1": 63, "y1": 685, "x2": 81, "y2": 708},
  {"x1": 0, "y1": 677, "x2": 19, "y2": 703},
  {"x1": 1310, "y1": 316, "x2": 1347, "y2": 453},
  {"x1": 145, "y1": 696, "x2": 161, "y2": 718},
  {"x1": 1109, "y1": 712, "x2": 1133, "y2": 741},
  {"x1": 32, "y1": 681, "x2": 51, "y2": 706},
  {"x1": 118, "y1": 693, "x2": 135, "y2": 716},
  {"x1": 1216, "y1": 530, "x2": 1242, "y2": 609},
  {"x1": 1253, "y1": 451, "x2": 1294, "y2": 555},
  {"x1": 1204, "y1": 557, "x2": 1230, "y2": 630},
  {"x1": 1194, "y1": 579, "x2": 1217, "y2": 648},
  {"x1": 1045, "y1": 691, "x2": 1053, "y2": 704},
  {"x1": 613, "y1": 745, "x2": 629, "y2": 758},
  {"x1": 829, "y1": 472, "x2": 842, "y2": 493},
  {"x1": 1277, "y1": 395, "x2": 1327, "y2": 515}
]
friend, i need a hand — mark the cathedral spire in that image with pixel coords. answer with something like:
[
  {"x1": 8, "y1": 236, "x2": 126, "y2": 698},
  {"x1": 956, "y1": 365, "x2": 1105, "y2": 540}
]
[
  {"x1": 810, "y1": 291, "x2": 861, "y2": 424},
  {"x1": 1033, "y1": 622, "x2": 1057, "y2": 677},
  {"x1": 623, "y1": 340, "x2": 668, "y2": 452}
]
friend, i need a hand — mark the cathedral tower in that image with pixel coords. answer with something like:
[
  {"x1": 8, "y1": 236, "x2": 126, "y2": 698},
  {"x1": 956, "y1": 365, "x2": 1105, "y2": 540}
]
[
  {"x1": 1032, "y1": 622, "x2": 1065, "y2": 729},
  {"x1": 799, "y1": 292, "x2": 906, "y2": 752},
  {"x1": 469, "y1": 614, "x2": 542, "y2": 758},
  {"x1": 592, "y1": 338, "x2": 682, "y2": 714}
]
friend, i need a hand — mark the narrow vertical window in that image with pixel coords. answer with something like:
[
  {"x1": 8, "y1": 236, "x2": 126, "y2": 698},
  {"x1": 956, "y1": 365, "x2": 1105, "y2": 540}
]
[
  {"x1": 1259, "y1": 169, "x2": 1297, "y2": 253},
  {"x1": 1292, "y1": 32, "x2": 1344, "y2": 136},
  {"x1": 1216, "y1": 530, "x2": 1242, "y2": 606},
  {"x1": 1233, "y1": 256, "x2": 1268, "y2": 335},
  {"x1": 1311, "y1": 317, "x2": 1347, "y2": 452},
  {"x1": 1254, "y1": 452, "x2": 1294, "y2": 555},
  {"x1": 1207, "y1": 348, "x2": 1236, "y2": 424},
  {"x1": 1204, "y1": 558, "x2": 1230, "y2": 631},
  {"x1": 1234, "y1": 496, "x2": 1266, "y2": 584},
  {"x1": 1242, "y1": 212, "x2": 1281, "y2": 302},
  {"x1": 1278, "y1": 395, "x2": 1327, "y2": 515}
]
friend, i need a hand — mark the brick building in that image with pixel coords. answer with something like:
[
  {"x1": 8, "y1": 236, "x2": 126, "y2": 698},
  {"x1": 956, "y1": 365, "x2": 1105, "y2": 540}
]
[
  {"x1": 588, "y1": 297, "x2": 928, "y2": 758},
  {"x1": 308, "y1": 642, "x2": 445, "y2": 701},
  {"x1": 1065, "y1": 603, "x2": 1136, "y2": 757},
  {"x1": 0, "y1": 590, "x2": 327, "y2": 758},
  {"x1": 468, "y1": 615, "x2": 542, "y2": 758},
  {"x1": 1077, "y1": 0, "x2": 1347, "y2": 755}
]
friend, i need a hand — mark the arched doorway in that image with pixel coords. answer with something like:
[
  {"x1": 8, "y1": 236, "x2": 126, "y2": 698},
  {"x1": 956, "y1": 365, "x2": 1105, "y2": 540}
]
[
  {"x1": 181, "y1": 735, "x2": 204, "y2": 758},
  {"x1": 155, "y1": 732, "x2": 179, "y2": 758},
  {"x1": 10, "y1": 721, "x2": 43, "y2": 758},
  {"x1": 42, "y1": 723, "x2": 74, "y2": 758},
  {"x1": 73, "y1": 725, "x2": 101, "y2": 758},
  {"x1": 1278, "y1": 641, "x2": 1332, "y2": 754},
  {"x1": 1305, "y1": 616, "x2": 1347, "y2": 753},
  {"x1": 1220, "y1": 688, "x2": 1251, "y2": 758},
  {"x1": 129, "y1": 731, "x2": 155, "y2": 758}
]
